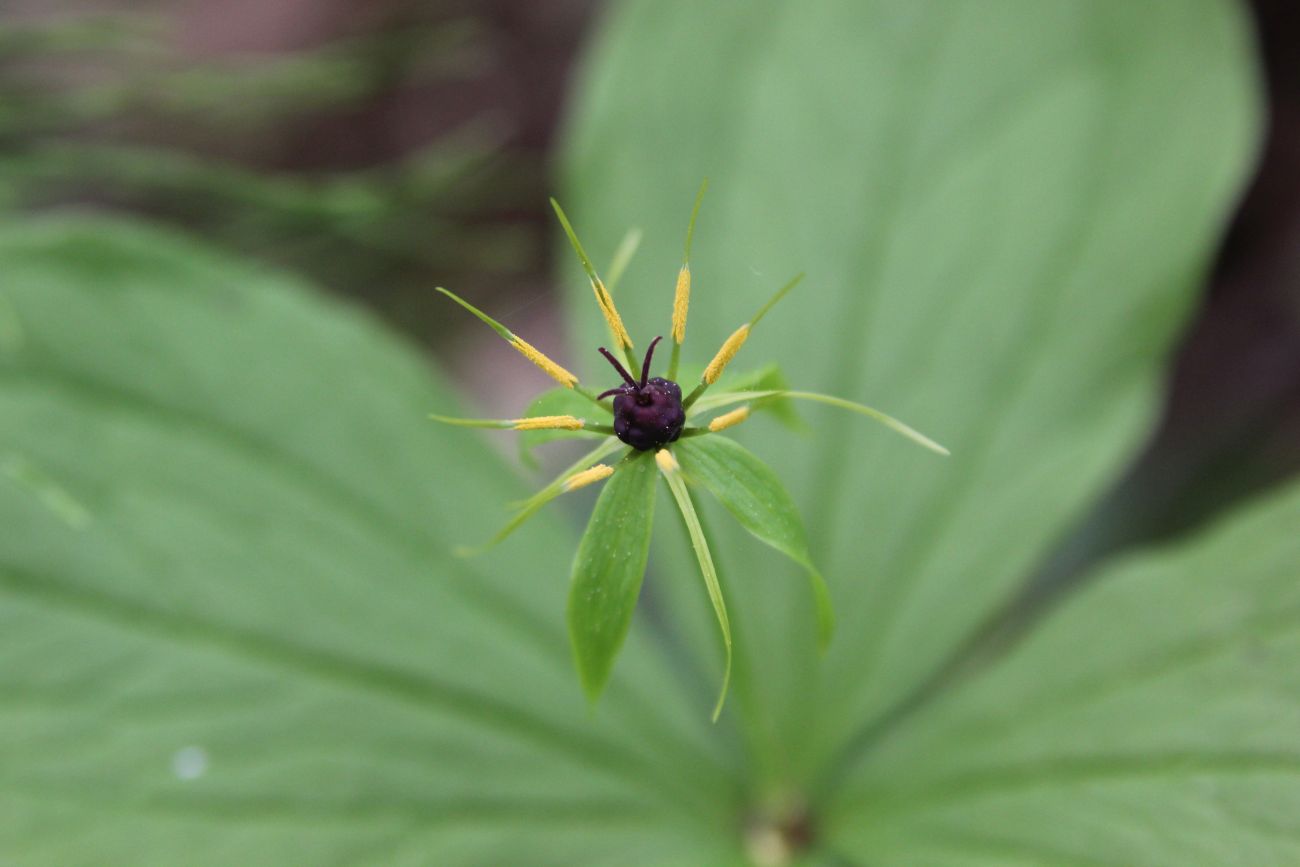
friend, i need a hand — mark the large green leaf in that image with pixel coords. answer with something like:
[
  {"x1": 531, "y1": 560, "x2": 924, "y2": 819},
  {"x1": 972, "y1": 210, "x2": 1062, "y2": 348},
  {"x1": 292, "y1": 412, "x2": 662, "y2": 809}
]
[
  {"x1": 562, "y1": 0, "x2": 1260, "y2": 786},
  {"x1": 829, "y1": 479, "x2": 1300, "y2": 865},
  {"x1": 0, "y1": 219, "x2": 741, "y2": 864}
]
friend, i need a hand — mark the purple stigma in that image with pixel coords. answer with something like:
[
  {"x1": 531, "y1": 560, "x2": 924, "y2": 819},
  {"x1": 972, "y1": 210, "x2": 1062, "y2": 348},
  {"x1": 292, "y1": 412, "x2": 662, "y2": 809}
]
[
  {"x1": 598, "y1": 346, "x2": 638, "y2": 388},
  {"x1": 639, "y1": 336, "x2": 662, "y2": 388}
]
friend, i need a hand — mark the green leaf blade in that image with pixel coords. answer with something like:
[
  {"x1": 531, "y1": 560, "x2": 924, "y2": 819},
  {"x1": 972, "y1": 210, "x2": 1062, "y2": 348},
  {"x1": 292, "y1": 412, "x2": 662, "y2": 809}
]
[
  {"x1": 675, "y1": 435, "x2": 833, "y2": 650},
  {"x1": 829, "y1": 480, "x2": 1300, "y2": 865},
  {"x1": 564, "y1": 0, "x2": 1261, "y2": 782},
  {"x1": 707, "y1": 363, "x2": 804, "y2": 431},
  {"x1": 0, "y1": 218, "x2": 733, "y2": 862},
  {"x1": 567, "y1": 450, "x2": 658, "y2": 706}
]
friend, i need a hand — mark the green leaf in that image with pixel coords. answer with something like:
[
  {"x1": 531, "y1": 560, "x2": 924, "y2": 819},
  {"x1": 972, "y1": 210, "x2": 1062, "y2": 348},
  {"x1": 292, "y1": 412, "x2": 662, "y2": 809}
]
[
  {"x1": 658, "y1": 451, "x2": 732, "y2": 721},
  {"x1": 0, "y1": 218, "x2": 739, "y2": 863},
  {"x1": 675, "y1": 435, "x2": 832, "y2": 650},
  {"x1": 674, "y1": 362, "x2": 803, "y2": 430},
  {"x1": 711, "y1": 363, "x2": 803, "y2": 431},
  {"x1": 829, "y1": 480, "x2": 1300, "y2": 865},
  {"x1": 567, "y1": 450, "x2": 658, "y2": 706},
  {"x1": 564, "y1": 0, "x2": 1260, "y2": 785},
  {"x1": 517, "y1": 386, "x2": 606, "y2": 468}
]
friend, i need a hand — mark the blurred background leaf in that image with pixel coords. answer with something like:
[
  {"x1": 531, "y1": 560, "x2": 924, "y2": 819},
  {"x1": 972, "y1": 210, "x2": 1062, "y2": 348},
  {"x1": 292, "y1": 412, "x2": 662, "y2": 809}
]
[
  {"x1": 560, "y1": 0, "x2": 1260, "y2": 797},
  {"x1": 832, "y1": 480, "x2": 1300, "y2": 865},
  {"x1": 0, "y1": 218, "x2": 741, "y2": 864}
]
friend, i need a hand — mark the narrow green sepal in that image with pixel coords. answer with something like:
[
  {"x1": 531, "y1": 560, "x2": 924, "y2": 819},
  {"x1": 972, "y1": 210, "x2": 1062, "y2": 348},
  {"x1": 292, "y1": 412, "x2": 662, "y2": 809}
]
[
  {"x1": 549, "y1": 198, "x2": 601, "y2": 286},
  {"x1": 428, "y1": 413, "x2": 513, "y2": 429},
  {"x1": 434, "y1": 286, "x2": 514, "y2": 341},
  {"x1": 682, "y1": 178, "x2": 708, "y2": 264},
  {"x1": 675, "y1": 436, "x2": 834, "y2": 651},
  {"x1": 748, "y1": 272, "x2": 803, "y2": 328},
  {"x1": 606, "y1": 228, "x2": 642, "y2": 294}
]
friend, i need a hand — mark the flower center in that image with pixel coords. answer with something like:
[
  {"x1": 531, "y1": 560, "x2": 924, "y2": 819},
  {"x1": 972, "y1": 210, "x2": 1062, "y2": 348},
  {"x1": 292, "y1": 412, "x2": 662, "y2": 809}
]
[{"x1": 597, "y1": 336, "x2": 686, "y2": 450}]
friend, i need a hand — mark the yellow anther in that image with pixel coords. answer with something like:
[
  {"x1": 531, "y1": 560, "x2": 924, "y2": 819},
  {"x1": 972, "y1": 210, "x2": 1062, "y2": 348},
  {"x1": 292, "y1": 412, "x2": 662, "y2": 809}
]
[
  {"x1": 707, "y1": 406, "x2": 750, "y2": 432},
  {"x1": 703, "y1": 324, "x2": 750, "y2": 384},
  {"x1": 562, "y1": 464, "x2": 614, "y2": 492},
  {"x1": 655, "y1": 449, "x2": 679, "y2": 473},
  {"x1": 512, "y1": 415, "x2": 584, "y2": 431},
  {"x1": 592, "y1": 278, "x2": 634, "y2": 350},
  {"x1": 510, "y1": 337, "x2": 579, "y2": 388},
  {"x1": 672, "y1": 265, "x2": 691, "y2": 344}
]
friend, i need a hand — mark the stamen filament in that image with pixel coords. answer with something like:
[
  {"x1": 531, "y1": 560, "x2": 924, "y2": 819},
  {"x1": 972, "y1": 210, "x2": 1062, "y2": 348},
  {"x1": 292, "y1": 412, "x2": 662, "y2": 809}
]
[
  {"x1": 668, "y1": 179, "x2": 707, "y2": 380},
  {"x1": 575, "y1": 385, "x2": 616, "y2": 414},
  {"x1": 683, "y1": 178, "x2": 708, "y2": 263},
  {"x1": 606, "y1": 228, "x2": 642, "y2": 294},
  {"x1": 749, "y1": 272, "x2": 804, "y2": 328},
  {"x1": 435, "y1": 287, "x2": 579, "y2": 388},
  {"x1": 428, "y1": 414, "x2": 513, "y2": 429},
  {"x1": 549, "y1": 199, "x2": 601, "y2": 285},
  {"x1": 675, "y1": 426, "x2": 712, "y2": 438},
  {"x1": 551, "y1": 198, "x2": 636, "y2": 361},
  {"x1": 434, "y1": 286, "x2": 513, "y2": 341},
  {"x1": 682, "y1": 382, "x2": 708, "y2": 411},
  {"x1": 669, "y1": 340, "x2": 683, "y2": 384}
]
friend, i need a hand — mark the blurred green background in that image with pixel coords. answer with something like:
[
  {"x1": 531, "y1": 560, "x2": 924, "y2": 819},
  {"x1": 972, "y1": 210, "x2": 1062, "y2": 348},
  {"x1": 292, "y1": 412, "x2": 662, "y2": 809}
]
[{"x1": 1, "y1": 1, "x2": 1298, "y2": 864}]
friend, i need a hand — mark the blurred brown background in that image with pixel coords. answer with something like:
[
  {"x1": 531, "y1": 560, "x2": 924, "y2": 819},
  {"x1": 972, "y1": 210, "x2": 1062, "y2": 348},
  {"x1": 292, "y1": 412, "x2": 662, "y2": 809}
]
[{"x1": 1, "y1": 0, "x2": 1295, "y2": 569}]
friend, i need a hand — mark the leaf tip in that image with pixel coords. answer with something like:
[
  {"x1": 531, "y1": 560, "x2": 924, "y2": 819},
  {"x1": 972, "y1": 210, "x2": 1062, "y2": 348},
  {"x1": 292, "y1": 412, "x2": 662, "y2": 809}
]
[
  {"x1": 710, "y1": 659, "x2": 731, "y2": 723},
  {"x1": 570, "y1": 641, "x2": 613, "y2": 711}
]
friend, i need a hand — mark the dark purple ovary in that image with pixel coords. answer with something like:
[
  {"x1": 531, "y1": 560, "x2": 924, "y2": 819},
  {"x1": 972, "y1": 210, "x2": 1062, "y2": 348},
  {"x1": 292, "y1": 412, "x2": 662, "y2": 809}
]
[
  {"x1": 613, "y1": 377, "x2": 685, "y2": 450},
  {"x1": 597, "y1": 336, "x2": 685, "y2": 450}
]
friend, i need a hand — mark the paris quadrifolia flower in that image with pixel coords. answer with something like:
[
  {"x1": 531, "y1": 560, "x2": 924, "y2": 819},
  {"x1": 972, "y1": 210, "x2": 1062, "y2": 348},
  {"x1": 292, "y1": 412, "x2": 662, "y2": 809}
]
[{"x1": 432, "y1": 182, "x2": 948, "y2": 720}]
